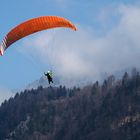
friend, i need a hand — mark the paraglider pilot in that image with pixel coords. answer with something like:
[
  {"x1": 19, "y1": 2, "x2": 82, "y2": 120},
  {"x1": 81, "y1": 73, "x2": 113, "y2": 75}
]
[{"x1": 44, "y1": 71, "x2": 53, "y2": 84}]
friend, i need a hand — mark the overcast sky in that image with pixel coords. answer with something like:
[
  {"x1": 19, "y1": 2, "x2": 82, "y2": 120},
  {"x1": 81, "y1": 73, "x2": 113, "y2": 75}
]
[{"x1": 0, "y1": 0, "x2": 140, "y2": 103}]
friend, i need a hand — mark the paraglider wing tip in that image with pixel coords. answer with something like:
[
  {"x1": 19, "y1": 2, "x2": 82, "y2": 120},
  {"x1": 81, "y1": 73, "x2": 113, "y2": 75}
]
[
  {"x1": 73, "y1": 26, "x2": 77, "y2": 31},
  {"x1": 0, "y1": 47, "x2": 4, "y2": 56}
]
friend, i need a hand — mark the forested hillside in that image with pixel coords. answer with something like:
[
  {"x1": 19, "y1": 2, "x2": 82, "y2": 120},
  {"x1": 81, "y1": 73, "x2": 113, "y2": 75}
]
[{"x1": 0, "y1": 70, "x2": 140, "y2": 140}]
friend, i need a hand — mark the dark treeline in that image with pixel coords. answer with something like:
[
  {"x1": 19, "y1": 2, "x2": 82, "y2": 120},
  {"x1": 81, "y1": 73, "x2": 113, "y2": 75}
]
[{"x1": 0, "y1": 69, "x2": 140, "y2": 140}]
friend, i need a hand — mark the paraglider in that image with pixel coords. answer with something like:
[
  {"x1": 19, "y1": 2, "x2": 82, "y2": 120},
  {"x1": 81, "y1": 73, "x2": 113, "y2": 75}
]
[
  {"x1": 44, "y1": 71, "x2": 53, "y2": 84},
  {"x1": 0, "y1": 16, "x2": 77, "y2": 85},
  {"x1": 0, "y1": 16, "x2": 77, "y2": 55}
]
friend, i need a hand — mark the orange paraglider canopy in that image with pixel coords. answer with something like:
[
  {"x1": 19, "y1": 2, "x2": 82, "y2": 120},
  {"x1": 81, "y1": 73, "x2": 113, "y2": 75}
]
[{"x1": 0, "y1": 16, "x2": 77, "y2": 55}]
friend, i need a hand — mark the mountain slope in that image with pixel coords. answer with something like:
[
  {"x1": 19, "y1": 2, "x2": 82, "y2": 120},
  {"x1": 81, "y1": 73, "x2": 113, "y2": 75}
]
[{"x1": 0, "y1": 72, "x2": 140, "y2": 140}]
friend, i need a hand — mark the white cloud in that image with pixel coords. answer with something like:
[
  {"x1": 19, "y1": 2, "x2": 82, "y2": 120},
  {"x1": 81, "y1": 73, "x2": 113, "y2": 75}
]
[{"x1": 17, "y1": 4, "x2": 140, "y2": 86}]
